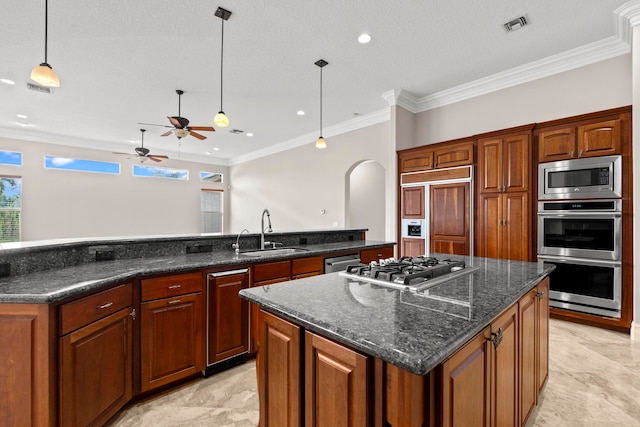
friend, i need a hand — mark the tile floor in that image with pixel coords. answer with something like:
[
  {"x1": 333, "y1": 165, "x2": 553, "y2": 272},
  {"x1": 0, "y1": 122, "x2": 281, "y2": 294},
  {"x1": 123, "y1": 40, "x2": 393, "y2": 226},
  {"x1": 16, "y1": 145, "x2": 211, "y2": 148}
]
[{"x1": 107, "y1": 319, "x2": 640, "y2": 426}]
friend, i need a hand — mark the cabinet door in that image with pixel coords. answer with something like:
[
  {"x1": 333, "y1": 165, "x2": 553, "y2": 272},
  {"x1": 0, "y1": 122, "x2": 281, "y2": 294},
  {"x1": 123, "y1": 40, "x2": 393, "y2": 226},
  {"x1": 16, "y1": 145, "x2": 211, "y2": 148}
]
[
  {"x1": 59, "y1": 307, "x2": 133, "y2": 427},
  {"x1": 538, "y1": 127, "x2": 576, "y2": 162},
  {"x1": 433, "y1": 141, "x2": 474, "y2": 169},
  {"x1": 259, "y1": 310, "x2": 302, "y2": 427},
  {"x1": 578, "y1": 119, "x2": 620, "y2": 158},
  {"x1": 502, "y1": 192, "x2": 529, "y2": 262},
  {"x1": 402, "y1": 238, "x2": 425, "y2": 257},
  {"x1": 504, "y1": 134, "x2": 529, "y2": 192},
  {"x1": 476, "y1": 193, "x2": 502, "y2": 259},
  {"x1": 441, "y1": 327, "x2": 491, "y2": 427},
  {"x1": 477, "y1": 137, "x2": 503, "y2": 193},
  {"x1": 140, "y1": 292, "x2": 204, "y2": 392},
  {"x1": 537, "y1": 278, "x2": 550, "y2": 395},
  {"x1": 360, "y1": 246, "x2": 394, "y2": 264},
  {"x1": 399, "y1": 147, "x2": 434, "y2": 173},
  {"x1": 430, "y1": 182, "x2": 470, "y2": 255},
  {"x1": 305, "y1": 331, "x2": 369, "y2": 427},
  {"x1": 250, "y1": 276, "x2": 292, "y2": 355},
  {"x1": 492, "y1": 304, "x2": 519, "y2": 427},
  {"x1": 402, "y1": 186, "x2": 425, "y2": 219},
  {"x1": 519, "y1": 289, "x2": 537, "y2": 426},
  {"x1": 208, "y1": 272, "x2": 249, "y2": 365}
]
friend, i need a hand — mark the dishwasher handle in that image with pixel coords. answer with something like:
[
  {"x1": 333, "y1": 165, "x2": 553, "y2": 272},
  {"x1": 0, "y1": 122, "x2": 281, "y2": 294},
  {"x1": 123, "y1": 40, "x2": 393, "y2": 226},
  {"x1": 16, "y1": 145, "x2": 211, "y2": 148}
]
[
  {"x1": 324, "y1": 256, "x2": 361, "y2": 273},
  {"x1": 208, "y1": 268, "x2": 249, "y2": 278}
]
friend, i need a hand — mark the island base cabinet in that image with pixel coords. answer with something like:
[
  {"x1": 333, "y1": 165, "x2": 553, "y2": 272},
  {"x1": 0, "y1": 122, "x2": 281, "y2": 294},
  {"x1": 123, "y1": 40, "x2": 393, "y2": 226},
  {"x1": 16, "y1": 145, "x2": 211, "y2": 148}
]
[
  {"x1": 59, "y1": 307, "x2": 133, "y2": 427},
  {"x1": 305, "y1": 331, "x2": 369, "y2": 427},
  {"x1": 258, "y1": 310, "x2": 302, "y2": 427}
]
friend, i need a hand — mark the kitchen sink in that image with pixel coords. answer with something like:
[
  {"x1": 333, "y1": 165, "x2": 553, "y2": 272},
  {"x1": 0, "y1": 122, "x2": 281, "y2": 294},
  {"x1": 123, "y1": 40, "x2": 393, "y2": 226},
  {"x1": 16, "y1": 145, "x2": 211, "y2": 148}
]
[{"x1": 240, "y1": 247, "x2": 309, "y2": 257}]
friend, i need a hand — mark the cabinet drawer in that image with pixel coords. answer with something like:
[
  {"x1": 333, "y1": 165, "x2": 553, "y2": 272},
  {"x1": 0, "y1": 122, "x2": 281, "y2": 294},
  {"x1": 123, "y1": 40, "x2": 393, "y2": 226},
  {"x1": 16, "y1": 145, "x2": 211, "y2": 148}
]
[
  {"x1": 141, "y1": 272, "x2": 202, "y2": 302},
  {"x1": 360, "y1": 246, "x2": 394, "y2": 264},
  {"x1": 254, "y1": 261, "x2": 291, "y2": 282},
  {"x1": 60, "y1": 283, "x2": 132, "y2": 336},
  {"x1": 292, "y1": 257, "x2": 324, "y2": 276}
]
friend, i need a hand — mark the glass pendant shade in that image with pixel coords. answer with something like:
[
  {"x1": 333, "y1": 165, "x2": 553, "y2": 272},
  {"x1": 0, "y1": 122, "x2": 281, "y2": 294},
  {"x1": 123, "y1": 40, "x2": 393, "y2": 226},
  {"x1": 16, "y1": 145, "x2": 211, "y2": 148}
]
[
  {"x1": 214, "y1": 111, "x2": 229, "y2": 127},
  {"x1": 31, "y1": 63, "x2": 60, "y2": 88},
  {"x1": 315, "y1": 136, "x2": 327, "y2": 149}
]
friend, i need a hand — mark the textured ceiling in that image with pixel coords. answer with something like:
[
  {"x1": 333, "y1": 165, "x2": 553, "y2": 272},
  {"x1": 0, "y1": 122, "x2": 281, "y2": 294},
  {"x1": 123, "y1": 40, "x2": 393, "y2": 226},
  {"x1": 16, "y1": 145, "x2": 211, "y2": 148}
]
[{"x1": 0, "y1": 0, "x2": 632, "y2": 165}]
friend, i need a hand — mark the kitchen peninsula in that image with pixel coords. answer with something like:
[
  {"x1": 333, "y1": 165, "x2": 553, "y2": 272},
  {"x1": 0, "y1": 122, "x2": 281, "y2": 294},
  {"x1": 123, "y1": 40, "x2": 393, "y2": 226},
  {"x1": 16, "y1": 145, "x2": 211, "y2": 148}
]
[
  {"x1": 0, "y1": 230, "x2": 394, "y2": 426},
  {"x1": 240, "y1": 255, "x2": 553, "y2": 426}
]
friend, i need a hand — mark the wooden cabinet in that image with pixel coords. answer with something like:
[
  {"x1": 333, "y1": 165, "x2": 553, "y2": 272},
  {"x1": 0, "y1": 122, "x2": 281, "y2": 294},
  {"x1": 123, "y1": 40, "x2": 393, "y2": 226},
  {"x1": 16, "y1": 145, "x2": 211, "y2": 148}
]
[
  {"x1": 399, "y1": 140, "x2": 474, "y2": 173},
  {"x1": 537, "y1": 278, "x2": 550, "y2": 395},
  {"x1": 207, "y1": 269, "x2": 249, "y2": 365},
  {"x1": 59, "y1": 283, "x2": 133, "y2": 427},
  {"x1": 258, "y1": 310, "x2": 302, "y2": 427},
  {"x1": 250, "y1": 261, "x2": 293, "y2": 354},
  {"x1": 441, "y1": 327, "x2": 491, "y2": 427},
  {"x1": 477, "y1": 192, "x2": 530, "y2": 261},
  {"x1": 305, "y1": 331, "x2": 369, "y2": 426},
  {"x1": 360, "y1": 246, "x2": 394, "y2": 264},
  {"x1": 491, "y1": 304, "x2": 519, "y2": 427},
  {"x1": 478, "y1": 133, "x2": 529, "y2": 194},
  {"x1": 292, "y1": 256, "x2": 324, "y2": 280},
  {"x1": 402, "y1": 186, "x2": 425, "y2": 219},
  {"x1": 430, "y1": 182, "x2": 470, "y2": 255},
  {"x1": 140, "y1": 272, "x2": 204, "y2": 392},
  {"x1": 538, "y1": 119, "x2": 621, "y2": 162},
  {"x1": 401, "y1": 238, "x2": 425, "y2": 257}
]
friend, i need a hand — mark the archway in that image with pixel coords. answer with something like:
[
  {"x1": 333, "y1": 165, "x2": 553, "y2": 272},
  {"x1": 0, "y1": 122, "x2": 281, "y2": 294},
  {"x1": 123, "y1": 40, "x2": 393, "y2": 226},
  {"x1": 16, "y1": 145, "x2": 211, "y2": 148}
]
[{"x1": 345, "y1": 160, "x2": 385, "y2": 241}]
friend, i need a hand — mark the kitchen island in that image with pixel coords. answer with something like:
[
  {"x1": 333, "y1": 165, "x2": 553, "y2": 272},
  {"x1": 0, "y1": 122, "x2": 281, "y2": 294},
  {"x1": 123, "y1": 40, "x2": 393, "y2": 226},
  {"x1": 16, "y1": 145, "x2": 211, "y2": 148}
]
[{"x1": 240, "y1": 255, "x2": 554, "y2": 426}]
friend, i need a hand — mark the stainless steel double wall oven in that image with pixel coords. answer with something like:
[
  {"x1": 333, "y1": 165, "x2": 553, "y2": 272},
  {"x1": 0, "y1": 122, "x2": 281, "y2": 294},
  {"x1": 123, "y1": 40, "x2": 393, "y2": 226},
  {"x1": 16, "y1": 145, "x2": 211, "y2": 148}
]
[{"x1": 537, "y1": 155, "x2": 623, "y2": 318}]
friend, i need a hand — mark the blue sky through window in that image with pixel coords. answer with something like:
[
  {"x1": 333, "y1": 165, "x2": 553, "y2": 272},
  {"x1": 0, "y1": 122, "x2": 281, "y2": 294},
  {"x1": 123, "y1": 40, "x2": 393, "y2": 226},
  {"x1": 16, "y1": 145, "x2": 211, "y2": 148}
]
[
  {"x1": 44, "y1": 156, "x2": 120, "y2": 174},
  {"x1": 200, "y1": 171, "x2": 223, "y2": 182},
  {"x1": 133, "y1": 164, "x2": 188, "y2": 180},
  {"x1": 0, "y1": 151, "x2": 22, "y2": 166}
]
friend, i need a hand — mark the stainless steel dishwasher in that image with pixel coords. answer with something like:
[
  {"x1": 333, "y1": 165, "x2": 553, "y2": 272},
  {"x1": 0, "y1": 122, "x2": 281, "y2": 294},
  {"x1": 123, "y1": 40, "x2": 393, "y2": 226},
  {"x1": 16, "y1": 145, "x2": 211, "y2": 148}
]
[{"x1": 324, "y1": 254, "x2": 361, "y2": 273}]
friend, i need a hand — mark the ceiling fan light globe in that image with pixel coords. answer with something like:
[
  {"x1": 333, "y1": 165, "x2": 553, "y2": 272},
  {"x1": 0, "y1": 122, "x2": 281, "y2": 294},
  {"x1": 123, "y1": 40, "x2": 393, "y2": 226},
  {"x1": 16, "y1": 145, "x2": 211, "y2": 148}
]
[
  {"x1": 30, "y1": 63, "x2": 60, "y2": 87},
  {"x1": 214, "y1": 112, "x2": 229, "y2": 127},
  {"x1": 174, "y1": 128, "x2": 190, "y2": 138},
  {"x1": 315, "y1": 136, "x2": 327, "y2": 149}
]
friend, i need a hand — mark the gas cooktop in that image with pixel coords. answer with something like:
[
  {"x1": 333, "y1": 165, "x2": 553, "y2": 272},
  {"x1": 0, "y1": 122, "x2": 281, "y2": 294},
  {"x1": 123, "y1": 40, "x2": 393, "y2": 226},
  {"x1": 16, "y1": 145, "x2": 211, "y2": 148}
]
[{"x1": 339, "y1": 256, "x2": 478, "y2": 292}]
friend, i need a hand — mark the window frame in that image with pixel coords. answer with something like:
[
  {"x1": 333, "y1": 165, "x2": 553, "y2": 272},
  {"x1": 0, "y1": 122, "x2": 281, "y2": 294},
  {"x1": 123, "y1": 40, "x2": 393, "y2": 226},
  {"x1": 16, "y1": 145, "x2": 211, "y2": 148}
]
[
  {"x1": 200, "y1": 189, "x2": 224, "y2": 234},
  {"x1": 0, "y1": 174, "x2": 22, "y2": 242}
]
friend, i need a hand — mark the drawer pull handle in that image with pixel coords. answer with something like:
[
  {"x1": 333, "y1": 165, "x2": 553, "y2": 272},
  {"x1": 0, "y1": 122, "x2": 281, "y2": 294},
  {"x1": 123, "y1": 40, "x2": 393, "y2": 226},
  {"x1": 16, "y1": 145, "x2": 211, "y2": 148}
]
[
  {"x1": 168, "y1": 299, "x2": 181, "y2": 305},
  {"x1": 96, "y1": 302, "x2": 113, "y2": 310},
  {"x1": 536, "y1": 291, "x2": 546, "y2": 300},
  {"x1": 168, "y1": 284, "x2": 182, "y2": 289}
]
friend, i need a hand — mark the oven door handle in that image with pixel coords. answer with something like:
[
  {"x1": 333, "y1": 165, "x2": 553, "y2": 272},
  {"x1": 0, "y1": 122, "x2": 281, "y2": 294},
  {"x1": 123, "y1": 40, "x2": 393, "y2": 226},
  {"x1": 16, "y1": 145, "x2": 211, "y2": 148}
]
[
  {"x1": 537, "y1": 212, "x2": 621, "y2": 217},
  {"x1": 537, "y1": 255, "x2": 621, "y2": 268}
]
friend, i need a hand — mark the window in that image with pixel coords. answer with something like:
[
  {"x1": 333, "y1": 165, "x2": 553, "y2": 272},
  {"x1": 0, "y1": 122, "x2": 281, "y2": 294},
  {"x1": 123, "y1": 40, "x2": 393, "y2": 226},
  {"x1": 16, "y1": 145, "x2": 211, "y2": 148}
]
[
  {"x1": 133, "y1": 164, "x2": 188, "y2": 180},
  {"x1": 200, "y1": 171, "x2": 223, "y2": 183},
  {"x1": 0, "y1": 176, "x2": 21, "y2": 242},
  {"x1": 0, "y1": 151, "x2": 22, "y2": 166},
  {"x1": 45, "y1": 156, "x2": 120, "y2": 174},
  {"x1": 201, "y1": 190, "x2": 223, "y2": 234}
]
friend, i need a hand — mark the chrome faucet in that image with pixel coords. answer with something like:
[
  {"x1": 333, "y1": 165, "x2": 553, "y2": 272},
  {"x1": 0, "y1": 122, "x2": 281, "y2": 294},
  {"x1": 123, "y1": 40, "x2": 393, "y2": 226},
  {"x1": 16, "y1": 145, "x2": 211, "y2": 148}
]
[
  {"x1": 261, "y1": 209, "x2": 272, "y2": 250},
  {"x1": 232, "y1": 228, "x2": 250, "y2": 254}
]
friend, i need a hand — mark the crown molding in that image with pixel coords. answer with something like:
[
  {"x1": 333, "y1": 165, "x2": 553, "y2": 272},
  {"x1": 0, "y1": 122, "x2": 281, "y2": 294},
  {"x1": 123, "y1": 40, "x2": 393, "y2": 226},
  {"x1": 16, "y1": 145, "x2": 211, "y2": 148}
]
[
  {"x1": 228, "y1": 108, "x2": 390, "y2": 166},
  {"x1": 616, "y1": 0, "x2": 640, "y2": 39},
  {"x1": 382, "y1": 89, "x2": 420, "y2": 112}
]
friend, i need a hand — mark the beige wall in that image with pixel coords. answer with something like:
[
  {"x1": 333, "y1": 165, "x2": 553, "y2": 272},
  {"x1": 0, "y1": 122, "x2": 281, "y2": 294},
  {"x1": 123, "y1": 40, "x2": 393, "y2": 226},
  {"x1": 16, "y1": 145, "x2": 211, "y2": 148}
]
[
  {"x1": 348, "y1": 161, "x2": 385, "y2": 241},
  {"x1": 412, "y1": 55, "x2": 632, "y2": 147},
  {"x1": 0, "y1": 137, "x2": 229, "y2": 240},
  {"x1": 229, "y1": 121, "x2": 395, "y2": 240}
]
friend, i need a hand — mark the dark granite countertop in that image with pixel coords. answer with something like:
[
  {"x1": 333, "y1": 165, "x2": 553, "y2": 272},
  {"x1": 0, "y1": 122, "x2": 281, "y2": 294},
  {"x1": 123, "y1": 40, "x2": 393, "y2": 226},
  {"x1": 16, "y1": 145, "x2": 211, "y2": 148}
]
[
  {"x1": 239, "y1": 255, "x2": 554, "y2": 375},
  {"x1": 0, "y1": 240, "x2": 393, "y2": 304}
]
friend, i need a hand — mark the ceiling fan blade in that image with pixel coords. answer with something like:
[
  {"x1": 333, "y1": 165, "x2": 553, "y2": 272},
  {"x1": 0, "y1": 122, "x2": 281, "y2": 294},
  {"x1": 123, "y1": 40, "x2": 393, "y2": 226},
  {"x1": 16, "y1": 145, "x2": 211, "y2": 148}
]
[
  {"x1": 149, "y1": 155, "x2": 169, "y2": 159},
  {"x1": 168, "y1": 116, "x2": 182, "y2": 128},
  {"x1": 168, "y1": 116, "x2": 190, "y2": 129},
  {"x1": 138, "y1": 122, "x2": 173, "y2": 128},
  {"x1": 112, "y1": 152, "x2": 130, "y2": 155},
  {"x1": 189, "y1": 131, "x2": 207, "y2": 140},
  {"x1": 148, "y1": 156, "x2": 163, "y2": 162},
  {"x1": 161, "y1": 130, "x2": 173, "y2": 137},
  {"x1": 188, "y1": 126, "x2": 215, "y2": 132}
]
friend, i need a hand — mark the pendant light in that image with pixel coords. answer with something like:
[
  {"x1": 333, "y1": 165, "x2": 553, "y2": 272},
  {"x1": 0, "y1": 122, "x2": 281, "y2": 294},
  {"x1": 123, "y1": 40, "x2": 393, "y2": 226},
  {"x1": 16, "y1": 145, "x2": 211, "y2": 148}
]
[
  {"x1": 315, "y1": 59, "x2": 328, "y2": 149},
  {"x1": 214, "y1": 7, "x2": 232, "y2": 127},
  {"x1": 31, "y1": 0, "x2": 60, "y2": 87}
]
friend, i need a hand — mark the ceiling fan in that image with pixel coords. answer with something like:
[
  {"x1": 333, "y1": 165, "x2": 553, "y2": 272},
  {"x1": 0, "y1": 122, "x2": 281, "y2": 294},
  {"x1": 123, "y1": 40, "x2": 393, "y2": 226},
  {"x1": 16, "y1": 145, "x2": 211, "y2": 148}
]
[
  {"x1": 114, "y1": 129, "x2": 168, "y2": 162},
  {"x1": 139, "y1": 89, "x2": 215, "y2": 140}
]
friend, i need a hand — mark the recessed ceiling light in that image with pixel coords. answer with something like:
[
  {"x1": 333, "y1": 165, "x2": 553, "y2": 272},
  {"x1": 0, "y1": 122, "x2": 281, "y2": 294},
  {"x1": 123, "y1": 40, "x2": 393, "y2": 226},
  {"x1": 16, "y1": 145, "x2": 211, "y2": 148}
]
[
  {"x1": 0, "y1": 78, "x2": 15, "y2": 85},
  {"x1": 246, "y1": 133, "x2": 253, "y2": 137},
  {"x1": 297, "y1": 110, "x2": 305, "y2": 116},
  {"x1": 18, "y1": 122, "x2": 32, "y2": 127},
  {"x1": 16, "y1": 114, "x2": 28, "y2": 119},
  {"x1": 205, "y1": 151, "x2": 211, "y2": 155},
  {"x1": 213, "y1": 147, "x2": 220, "y2": 151},
  {"x1": 358, "y1": 33, "x2": 371, "y2": 44}
]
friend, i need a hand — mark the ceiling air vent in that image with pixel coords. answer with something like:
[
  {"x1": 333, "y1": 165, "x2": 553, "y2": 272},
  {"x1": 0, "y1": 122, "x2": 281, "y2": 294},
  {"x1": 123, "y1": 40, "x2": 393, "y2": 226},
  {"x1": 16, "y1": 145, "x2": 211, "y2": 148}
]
[
  {"x1": 504, "y1": 16, "x2": 528, "y2": 32},
  {"x1": 229, "y1": 129, "x2": 244, "y2": 134},
  {"x1": 26, "y1": 82, "x2": 53, "y2": 94}
]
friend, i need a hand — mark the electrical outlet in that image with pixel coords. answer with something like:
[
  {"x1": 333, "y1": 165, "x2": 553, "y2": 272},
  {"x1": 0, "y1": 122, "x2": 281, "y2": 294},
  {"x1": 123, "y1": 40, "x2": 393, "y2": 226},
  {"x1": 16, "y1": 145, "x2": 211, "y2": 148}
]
[
  {"x1": 0, "y1": 263, "x2": 10, "y2": 277},
  {"x1": 95, "y1": 250, "x2": 115, "y2": 261}
]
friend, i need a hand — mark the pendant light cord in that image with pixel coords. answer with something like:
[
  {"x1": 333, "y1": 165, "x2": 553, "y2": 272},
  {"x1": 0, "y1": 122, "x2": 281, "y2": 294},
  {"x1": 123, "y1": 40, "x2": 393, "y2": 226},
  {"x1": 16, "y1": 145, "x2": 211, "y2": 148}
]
[
  {"x1": 220, "y1": 18, "x2": 224, "y2": 112},
  {"x1": 44, "y1": 0, "x2": 49, "y2": 63},
  {"x1": 319, "y1": 65, "x2": 323, "y2": 137}
]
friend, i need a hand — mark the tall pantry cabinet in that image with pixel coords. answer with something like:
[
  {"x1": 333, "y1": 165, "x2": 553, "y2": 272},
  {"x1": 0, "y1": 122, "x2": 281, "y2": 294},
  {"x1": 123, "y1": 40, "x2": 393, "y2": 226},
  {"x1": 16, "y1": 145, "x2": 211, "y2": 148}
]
[{"x1": 476, "y1": 127, "x2": 533, "y2": 261}]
